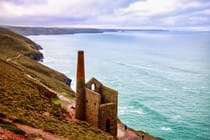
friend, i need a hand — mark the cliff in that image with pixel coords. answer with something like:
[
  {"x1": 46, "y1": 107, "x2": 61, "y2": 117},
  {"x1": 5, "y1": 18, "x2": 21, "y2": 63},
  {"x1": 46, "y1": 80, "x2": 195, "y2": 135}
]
[{"x1": 0, "y1": 27, "x2": 115, "y2": 139}]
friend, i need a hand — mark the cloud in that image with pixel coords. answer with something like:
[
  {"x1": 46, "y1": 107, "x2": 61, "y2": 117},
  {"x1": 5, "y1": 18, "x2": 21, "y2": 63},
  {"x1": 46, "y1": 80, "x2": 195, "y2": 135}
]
[
  {"x1": 0, "y1": 0, "x2": 209, "y2": 30},
  {"x1": 0, "y1": 0, "x2": 136, "y2": 25},
  {"x1": 94, "y1": 0, "x2": 210, "y2": 29},
  {"x1": 0, "y1": 0, "x2": 136, "y2": 17},
  {"x1": 0, "y1": 0, "x2": 45, "y2": 5}
]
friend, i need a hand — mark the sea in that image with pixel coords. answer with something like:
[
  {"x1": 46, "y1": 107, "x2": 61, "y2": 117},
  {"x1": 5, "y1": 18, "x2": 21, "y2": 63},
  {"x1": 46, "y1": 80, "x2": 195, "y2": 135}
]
[{"x1": 28, "y1": 30, "x2": 210, "y2": 140}]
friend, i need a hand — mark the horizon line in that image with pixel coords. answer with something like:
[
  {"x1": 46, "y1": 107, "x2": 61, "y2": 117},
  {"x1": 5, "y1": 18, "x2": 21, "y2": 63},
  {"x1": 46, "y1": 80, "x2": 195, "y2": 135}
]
[{"x1": 1, "y1": 24, "x2": 210, "y2": 32}]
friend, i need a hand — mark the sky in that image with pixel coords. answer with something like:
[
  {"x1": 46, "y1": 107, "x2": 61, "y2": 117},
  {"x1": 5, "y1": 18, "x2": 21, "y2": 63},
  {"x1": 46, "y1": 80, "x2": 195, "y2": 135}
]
[{"x1": 0, "y1": 0, "x2": 210, "y2": 30}]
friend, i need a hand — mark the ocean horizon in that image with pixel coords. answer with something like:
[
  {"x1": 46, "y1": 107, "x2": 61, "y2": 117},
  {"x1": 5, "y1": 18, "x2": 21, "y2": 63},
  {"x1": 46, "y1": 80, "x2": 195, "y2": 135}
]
[{"x1": 28, "y1": 30, "x2": 210, "y2": 140}]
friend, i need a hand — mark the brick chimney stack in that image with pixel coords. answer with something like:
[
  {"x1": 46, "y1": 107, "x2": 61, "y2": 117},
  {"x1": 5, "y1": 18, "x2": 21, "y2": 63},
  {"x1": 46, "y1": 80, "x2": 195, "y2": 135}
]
[{"x1": 75, "y1": 50, "x2": 86, "y2": 120}]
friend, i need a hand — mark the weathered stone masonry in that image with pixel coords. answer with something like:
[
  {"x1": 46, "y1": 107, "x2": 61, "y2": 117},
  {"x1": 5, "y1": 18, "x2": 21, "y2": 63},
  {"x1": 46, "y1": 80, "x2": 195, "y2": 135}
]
[{"x1": 75, "y1": 51, "x2": 118, "y2": 136}]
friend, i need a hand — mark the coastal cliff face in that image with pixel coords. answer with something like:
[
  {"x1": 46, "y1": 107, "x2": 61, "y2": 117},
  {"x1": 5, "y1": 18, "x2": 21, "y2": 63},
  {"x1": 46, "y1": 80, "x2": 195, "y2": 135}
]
[
  {"x1": 0, "y1": 27, "x2": 72, "y2": 86},
  {"x1": 0, "y1": 27, "x2": 115, "y2": 139}
]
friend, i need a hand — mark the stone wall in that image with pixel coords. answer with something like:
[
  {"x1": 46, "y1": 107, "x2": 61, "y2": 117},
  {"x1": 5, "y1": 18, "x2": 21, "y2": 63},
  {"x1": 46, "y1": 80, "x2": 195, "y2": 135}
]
[
  {"x1": 101, "y1": 85, "x2": 118, "y2": 107},
  {"x1": 86, "y1": 78, "x2": 102, "y2": 93},
  {"x1": 85, "y1": 88, "x2": 101, "y2": 127},
  {"x1": 77, "y1": 76, "x2": 118, "y2": 136},
  {"x1": 99, "y1": 103, "x2": 117, "y2": 136}
]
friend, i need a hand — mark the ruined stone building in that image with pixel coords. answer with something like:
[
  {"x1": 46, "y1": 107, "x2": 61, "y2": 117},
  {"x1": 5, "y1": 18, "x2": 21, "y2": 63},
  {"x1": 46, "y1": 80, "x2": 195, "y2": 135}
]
[{"x1": 75, "y1": 51, "x2": 118, "y2": 136}]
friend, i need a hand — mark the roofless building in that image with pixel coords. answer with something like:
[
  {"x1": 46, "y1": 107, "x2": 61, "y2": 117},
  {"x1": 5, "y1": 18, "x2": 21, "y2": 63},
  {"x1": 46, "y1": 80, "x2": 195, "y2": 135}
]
[{"x1": 75, "y1": 51, "x2": 118, "y2": 136}]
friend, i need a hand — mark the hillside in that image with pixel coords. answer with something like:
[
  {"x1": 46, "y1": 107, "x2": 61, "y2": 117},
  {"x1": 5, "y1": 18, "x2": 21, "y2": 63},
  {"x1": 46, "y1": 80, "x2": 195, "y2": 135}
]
[{"x1": 0, "y1": 27, "x2": 115, "y2": 139}]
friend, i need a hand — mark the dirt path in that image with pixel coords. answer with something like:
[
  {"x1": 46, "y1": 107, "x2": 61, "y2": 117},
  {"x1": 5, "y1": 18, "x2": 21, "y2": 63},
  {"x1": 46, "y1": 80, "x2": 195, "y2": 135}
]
[
  {"x1": 0, "y1": 117, "x2": 69, "y2": 140},
  {"x1": 15, "y1": 123, "x2": 69, "y2": 140},
  {"x1": 0, "y1": 127, "x2": 30, "y2": 140},
  {"x1": 26, "y1": 73, "x2": 75, "y2": 118},
  {"x1": 58, "y1": 95, "x2": 75, "y2": 108},
  {"x1": 6, "y1": 53, "x2": 21, "y2": 62},
  {"x1": 117, "y1": 121, "x2": 142, "y2": 140}
]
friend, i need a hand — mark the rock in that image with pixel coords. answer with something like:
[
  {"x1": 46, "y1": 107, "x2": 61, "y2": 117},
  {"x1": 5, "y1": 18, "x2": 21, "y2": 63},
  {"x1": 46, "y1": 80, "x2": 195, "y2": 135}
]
[
  {"x1": 29, "y1": 52, "x2": 44, "y2": 61},
  {"x1": 34, "y1": 43, "x2": 43, "y2": 50},
  {"x1": 43, "y1": 112, "x2": 50, "y2": 117},
  {"x1": 65, "y1": 77, "x2": 72, "y2": 86}
]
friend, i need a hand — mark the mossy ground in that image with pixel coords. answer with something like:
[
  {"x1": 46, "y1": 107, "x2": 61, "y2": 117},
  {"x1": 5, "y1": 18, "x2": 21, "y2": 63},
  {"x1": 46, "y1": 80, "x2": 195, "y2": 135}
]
[{"x1": 0, "y1": 28, "x2": 115, "y2": 140}]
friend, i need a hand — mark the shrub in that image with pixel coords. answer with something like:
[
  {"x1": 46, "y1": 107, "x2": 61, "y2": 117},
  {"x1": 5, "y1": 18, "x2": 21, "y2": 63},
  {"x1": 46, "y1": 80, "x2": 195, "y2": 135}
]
[{"x1": 13, "y1": 118, "x2": 27, "y2": 124}]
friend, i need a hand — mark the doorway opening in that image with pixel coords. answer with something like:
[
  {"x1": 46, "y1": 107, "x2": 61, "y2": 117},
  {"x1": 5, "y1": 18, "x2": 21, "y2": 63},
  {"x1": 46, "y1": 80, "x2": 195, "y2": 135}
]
[{"x1": 106, "y1": 118, "x2": 111, "y2": 133}]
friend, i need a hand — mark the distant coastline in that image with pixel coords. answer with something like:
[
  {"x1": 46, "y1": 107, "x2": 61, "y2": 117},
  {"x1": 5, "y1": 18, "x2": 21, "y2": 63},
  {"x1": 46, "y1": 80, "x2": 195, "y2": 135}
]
[{"x1": 1, "y1": 25, "x2": 168, "y2": 36}]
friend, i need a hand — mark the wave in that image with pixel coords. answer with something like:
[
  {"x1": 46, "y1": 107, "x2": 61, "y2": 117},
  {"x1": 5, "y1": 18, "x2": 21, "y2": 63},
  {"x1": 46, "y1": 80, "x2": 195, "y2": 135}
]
[
  {"x1": 173, "y1": 115, "x2": 181, "y2": 119},
  {"x1": 129, "y1": 109, "x2": 145, "y2": 115},
  {"x1": 116, "y1": 62, "x2": 166, "y2": 74},
  {"x1": 127, "y1": 100, "x2": 169, "y2": 120},
  {"x1": 119, "y1": 106, "x2": 145, "y2": 115},
  {"x1": 116, "y1": 61, "x2": 200, "y2": 77},
  {"x1": 167, "y1": 65, "x2": 200, "y2": 75},
  {"x1": 161, "y1": 127, "x2": 172, "y2": 131},
  {"x1": 162, "y1": 88, "x2": 169, "y2": 91}
]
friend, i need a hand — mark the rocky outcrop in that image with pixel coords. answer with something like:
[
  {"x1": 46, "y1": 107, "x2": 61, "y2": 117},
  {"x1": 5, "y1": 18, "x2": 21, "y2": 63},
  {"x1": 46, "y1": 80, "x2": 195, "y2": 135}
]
[
  {"x1": 34, "y1": 43, "x2": 43, "y2": 50},
  {"x1": 64, "y1": 77, "x2": 72, "y2": 86},
  {"x1": 28, "y1": 52, "x2": 44, "y2": 61}
]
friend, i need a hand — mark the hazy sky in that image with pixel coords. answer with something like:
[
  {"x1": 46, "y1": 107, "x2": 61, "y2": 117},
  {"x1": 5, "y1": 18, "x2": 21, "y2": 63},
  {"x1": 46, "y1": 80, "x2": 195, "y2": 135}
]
[{"x1": 0, "y1": 0, "x2": 210, "y2": 30}]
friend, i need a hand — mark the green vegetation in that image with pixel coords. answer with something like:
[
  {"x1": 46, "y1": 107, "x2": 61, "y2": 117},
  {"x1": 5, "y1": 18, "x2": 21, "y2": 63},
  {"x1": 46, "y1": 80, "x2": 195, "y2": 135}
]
[
  {"x1": 0, "y1": 119, "x2": 25, "y2": 135},
  {"x1": 0, "y1": 27, "x2": 115, "y2": 139},
  {"x1": 27, "y1": 133, "x2": 44, "y2": 139},
  {"x1": 61, "y1": 91, "x2": 76, "y2": 100},
  {"x1": 51, "y1": 98, "x2": 69, "y2": 108}
]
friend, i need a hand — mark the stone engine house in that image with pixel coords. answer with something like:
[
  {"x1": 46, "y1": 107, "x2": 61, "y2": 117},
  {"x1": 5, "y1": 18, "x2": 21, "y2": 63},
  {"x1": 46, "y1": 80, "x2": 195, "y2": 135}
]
[{"x1": 75, "y1": 51, "x2": 118, "y2": 136}]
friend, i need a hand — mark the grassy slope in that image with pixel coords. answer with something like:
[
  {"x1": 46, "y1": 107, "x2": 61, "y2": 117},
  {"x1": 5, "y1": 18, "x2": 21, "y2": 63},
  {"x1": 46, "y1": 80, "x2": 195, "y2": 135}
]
[{"x1": 0, "y1": 28, "x2": 115, "y2": 139}]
